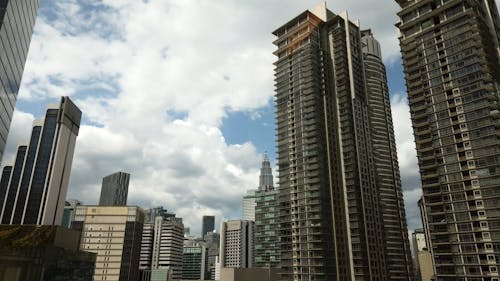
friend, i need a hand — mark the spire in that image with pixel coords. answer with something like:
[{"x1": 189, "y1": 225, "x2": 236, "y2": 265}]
[{"x1": 258, "y1": 152, "x2": 274, "y2": 191}]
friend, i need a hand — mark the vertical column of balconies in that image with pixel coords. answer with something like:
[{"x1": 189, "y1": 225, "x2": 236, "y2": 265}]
[{"x1": 397, "y1": 0, "x2": 500, "y2": 280}]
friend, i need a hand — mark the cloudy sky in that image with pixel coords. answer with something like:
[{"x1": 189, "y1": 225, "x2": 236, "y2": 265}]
[{"x1": 5, "y1": 0, "x2": 429, "y2": 236}]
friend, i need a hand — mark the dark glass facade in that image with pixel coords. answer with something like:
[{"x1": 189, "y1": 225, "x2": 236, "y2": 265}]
[
  {"x1": 0, "y1": 0, "x2": 40, "y2": 163},
  {"x1": 12, "y1": 125, "x2": 42, "y2": 223},
  {"x1": 23, "y1": 109, "x2": 58, "y2": 224},
  {"x1": 0, "y1": 97, "x2": 81, "y2": 226},
  {"x1": 99, "y1": 171, "x2": 130, "y2": 206},
  {"x1": 0, "y1": 166, "x2": 11, "y2": 215},
  {"x1": 1, "y1": 145, "x2": 26, "y2": 223},
  {"x1": 202, "y1": 215, "x2": 215, "y2": 237}
]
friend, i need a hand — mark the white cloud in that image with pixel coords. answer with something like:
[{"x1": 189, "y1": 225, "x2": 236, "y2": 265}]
[
  {"x1": 391, "y1": 92, "x2": 422, "y2": 230},
  {"x1": 9, "y1": 0, "x2": 431, "y2": 235}
]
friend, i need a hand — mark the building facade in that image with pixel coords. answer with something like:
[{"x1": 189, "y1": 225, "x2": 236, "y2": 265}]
[
  {"x1": 0, "y1": 97, "x2": 81, "y2": 226},
  {"x1": 242, "y1": 190, "x2": 257, "y2": 221},
  {"x1": 0, "y1": 0, "x2": 40, "y2": 164},
  {"x1": 71, "y1": 206, "x2": 144, "y2": 281},
  {"x1": 220, "y1": 220, "x2": 254, "y2": 269},
  {"x1": 412, "y1": 229, "x2": 434, "y2": 281},
  {"x1": 139, "y1": 207, "x2": 184, "y2": 281},
  {"x1": 254, "y1": 153, "x2": 280, "y2": 268},
  {"x1": 62, "y1": 199, "x2": 81, "y2": 228},
  {"x1": 99, "y1": 171, "x2": 130, "y2": 206},
  {"x1": 274, "y1": 3, "x2": 413, "y2": 280},
  {"x1": 202, "y1": 215, "x2": 215, "y2": 237},
  {"x1": 0, "y1": 225, "x2": 96, "y2": 281},
  {"x1": 204, "y1": 231, "x2": 220, "y2": 280},
  {"x1": 396, "y1": 0, "x2": 500, "y2": 280},
  {"x1": 182, "y1": 239, "x2": 207, "y2": 280}
]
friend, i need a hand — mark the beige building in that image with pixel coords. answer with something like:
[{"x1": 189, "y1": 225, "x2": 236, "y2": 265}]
[
  {"x1": 412, "y1": 229, "x2": 434, "y2": 281},
  {"x1": 72, "y1": 206, "x2": 145, "y2": 281},
  {"x1": 219, "y1": 267, "x2": 280, "y2": 281},
  {"x1": 220, "y1": 220, "x2": 254, "y2": 269}
]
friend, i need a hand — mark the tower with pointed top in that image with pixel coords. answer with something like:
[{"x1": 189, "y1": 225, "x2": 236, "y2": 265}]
[
  {"x1": 259, "y1": 153, "x2": 274, "y2": 191},
  {"x1": 254, "y1": 153, "x2": 280, "y2": 268}
]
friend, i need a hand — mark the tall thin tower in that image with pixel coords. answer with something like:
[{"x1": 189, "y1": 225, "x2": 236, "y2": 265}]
[
  {"x1": 274, "y1": 3, "x2": 413, "y2": 280},
  {"x1": 0, "y1": 96, "x2": 81, "y2": 225},
  {"x1": 0, "y1": 0, "x2": 40, "y2": 164},
  {"x1": 396, "y1": 0, "x2": 500, "y2": 280}
]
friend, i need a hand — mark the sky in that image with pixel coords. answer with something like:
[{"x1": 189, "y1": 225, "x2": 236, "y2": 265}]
[{"x1": 4, "y1": 0, "x2": 434, "y2": 237}]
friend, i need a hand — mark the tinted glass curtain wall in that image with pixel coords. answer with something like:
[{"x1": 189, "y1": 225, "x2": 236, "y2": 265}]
[
  {"x1": 0, "y1": 97, "x2": 81, "y2": 226},
  {"x1": 0, "y1": 0, "x2": 40, "y2": 164}
]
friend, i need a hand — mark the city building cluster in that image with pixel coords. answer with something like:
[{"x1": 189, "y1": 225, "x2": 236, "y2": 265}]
[{"x1": 0, "y1": 0, "x2": 499, "y2": 281}]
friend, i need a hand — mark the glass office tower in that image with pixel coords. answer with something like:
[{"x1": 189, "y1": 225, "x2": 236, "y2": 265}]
[{"x1": 0, "y1": 0, "x2": 40, "y2": 163}]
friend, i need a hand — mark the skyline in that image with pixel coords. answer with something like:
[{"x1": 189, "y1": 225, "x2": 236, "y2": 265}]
[{"x1": 4, "y1": 0, "x2": 493, "y2": 236}]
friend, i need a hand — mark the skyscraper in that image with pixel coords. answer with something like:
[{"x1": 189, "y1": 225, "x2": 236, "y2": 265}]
[
  {"x1": 220, "y1": 220, "x2": 254, "y2": 269},
  {"x1": 0, "y1": 97, "x2": 81, "y2": 225},
  {"x1": 396, "y1": 0, "x2": 500, "y2": 280},
  {"x1": 274, "y1": 3, "x2": 413, "y2": 280},
  {"x1": 99, "y1": 171, "x2": 130, "y2": 206},
  {"x1": 202, "y1": 215, "x2": 215, "y2": 237},
  {"x1": 139, "y1": 207, "x2": 184, "y2": 281},
  {"x1": 362, "y1": 29, "x2": 414, "y2": 278},
  {"x1": 72, "y1": 206, "x2": 144, "y2": 281},
  {"x1": 254, "y1": 153, "x2": 280, "y2": 268},
  {"x1": 0, "y1": 0, "x2": 40, "y2": 164}
]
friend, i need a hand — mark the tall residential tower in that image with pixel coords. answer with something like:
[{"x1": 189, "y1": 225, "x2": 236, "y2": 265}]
[
  {"x1": 0, "y1": 0, "x2": 40, "y2": 164},
  {"x1": 396, "y1": 0, "x2": 500, "y2": 280},
  {"x1": 274, "y1": 3, "x2": 413, "y2": 280}
]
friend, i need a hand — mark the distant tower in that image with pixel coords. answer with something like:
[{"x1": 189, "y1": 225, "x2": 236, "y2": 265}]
[
  {"x1": 0, "y1": 97, "x2": 81, "y2": 225},
  {"x1": 99, "y1": 171, "x2": 130, "y2": 206},
  {"x1": 139, "y1": 208, "x2": 184, "y2": 281},
  {"x1": 72, "y1": 206, "x2": 144, "y2": 281},
  {"x1": 220, "y1": 220, "x2": 254, "y2": 269},
  {"x1": 254, "y1": 153, "x2": 280, "y2": 268},
  {"x1": 0, "y1": 0, "x2": 40, "y2": 164},
  {"x1": 259, "y1": 152, "x2": 273, "y2": 191},
  {"x1": 202, "y1": 215, "x2": 215, "y2": 237}
]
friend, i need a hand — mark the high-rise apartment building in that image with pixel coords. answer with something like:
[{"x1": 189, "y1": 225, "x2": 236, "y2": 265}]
[
  {"x1": 274, "y1": 3, "x2": 413, "y2": 280},
  {"x1": 396, "y1": 0, "x2": 500, "y2": 280},
  {"x1": 220, "y1": 220, "x2": 254, "y2": 269},
  {"x1": 99, "y1": 171, "x2": 130, "y2": 206},
  {"x1": 242, "y1": 189, "x2": 257, "y2": 221},
  {"x1": 202, "y1": 215, "x2": 215, "y2": 237},
  {"x1": 0, "y1": 0, "x2": 40, "y2": 164},
  {"x1": 139, "y1": 207, "x2": 184, "y2": 281},
  {"x1": 0, "y1": 97, "x2": 81, "y2": 226},
  {"x1": 254, "y1": 153, "x2": 280, "y2": 268},
  {"x1": 71, "y1": 206, "x2": 145, "y2": 281}
]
